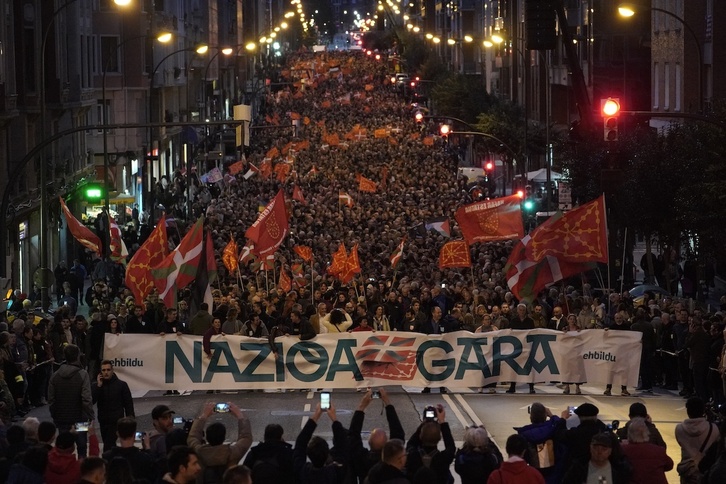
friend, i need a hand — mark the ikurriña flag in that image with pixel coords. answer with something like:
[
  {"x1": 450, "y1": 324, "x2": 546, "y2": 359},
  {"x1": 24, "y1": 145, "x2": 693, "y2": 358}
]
[
  {"x1": 455, "y1": 194, "x2": 524, "y2": 245},
  {"x1": 59, "y1": 197, "x2": 102, "y2": 256},
  {"x1": 339, "y1": 191, "x2": 354, "y2": 207},
  {"x1": 244, "y1": 190, "x2": 289, "y2": 257},
  {"x1": 125, "y1": 214, "x2": 169, "y2": 305},
  {"x1": 151, "y1": 217, "x2": 205, "y2": 307},
  {"x1": 390, "y1": 237, "x2": 406, "y2": 269}
]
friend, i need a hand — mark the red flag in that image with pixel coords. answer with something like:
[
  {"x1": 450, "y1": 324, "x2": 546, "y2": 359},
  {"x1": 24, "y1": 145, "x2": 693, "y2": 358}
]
[
  {"x1": 58, "y1": 197, "x2": 102, "y2": 256},
  {"x1": 438, "y1": 240, "x2": 472, "y2": 269},
  {"x1": 380, "y1": 166, "x2": 389, "y2": 190},
  {"x1": 278, "y1": 269, "x2": 292, "y2": 292},
  {"x1": 390, "y1": 237, "x2": 406, "y2": 269},
  {"x1": 266, "y1": 146, "x2": 280, "y2": 159},
  {"x1": 228, "y1": 160, "x2": 244, "y2": 175},
  {"x1": 125, "y1": 214, "x2": 169, "y2": 304},
  {"x1": 357, "y1": 174, "x2": 377, "y2": 193},
  {"x1": 308, "y1": 165, "x2": 319, "y2": 176},
  {"x1": 526, "y1": 195, "x2": 609, "y2": 263},
  {"x1": 275, "y1": 163, "x2": 292, "y2": 182},
  {"x1": 505, "y1": 234, "x2": 593, "y2": 303},
  {"x1": 292, "y1": 184, "x2": 307, "y2": 205},
  {"x1": 109, "y1": 219, "x2": 128, "y2": 264},
  {"x1": 328, "y1": 243, "x2": 348, "y2": 277},
  {"x1": 339, "y1": 191, "x2": 354, "y2": 207},
  {"x1": 258, "y1": 159, "x2": 273, "y2": 179},
  {"x1": 294, "y1": 245, "x2": 313, "y2": 262},
  {"x1": 151, "y1": 217, "x2": 205, "y2": 307},
  {"x1": 340, "y1": 243, "x2": 362, "y2": 283},
  {"x1": 222, "y1": 236, "x2": 239, "y2": 273},
  {"x1": 455, "y1": 194, "x2": 525, "y2": 245},
  {"x1": 245, "y1": 190, "x2": 289, "y2": 257}
]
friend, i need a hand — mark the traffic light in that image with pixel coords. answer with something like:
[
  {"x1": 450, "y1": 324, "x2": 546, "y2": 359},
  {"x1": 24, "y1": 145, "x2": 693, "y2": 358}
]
[
  {"x1": 484, "y1": 160, "x2": 494, "y2": 172},
  {"x1": 525, "y1": 0, "x2": 557, "y2": 50},
  {"x1": 523, "y1": 199, "x2": 535, "y2": 211},
  {"x1": 439, "y1": 124, "x2": 450, "y2": 138},
  {"x1": 414, "y1": 111, "x2": 424, "y2": 123},
  {"x1": 83, "y1": 184, "x2": 105, "y2": 203},
  {"x1": 601, "y1": 97, "x2": 621, "y2": 141}
]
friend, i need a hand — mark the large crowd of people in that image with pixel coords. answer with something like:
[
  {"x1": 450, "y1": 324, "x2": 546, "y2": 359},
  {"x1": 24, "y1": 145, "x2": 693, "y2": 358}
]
[{"x1": 1, "y1": 49, "x2": 726, "y2": 483}]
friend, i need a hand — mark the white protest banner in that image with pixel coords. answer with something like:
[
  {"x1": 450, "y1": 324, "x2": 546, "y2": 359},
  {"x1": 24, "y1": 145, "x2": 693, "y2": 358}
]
[{"x1": 103, "y1": 329, "x2": 641, "y2": 391}]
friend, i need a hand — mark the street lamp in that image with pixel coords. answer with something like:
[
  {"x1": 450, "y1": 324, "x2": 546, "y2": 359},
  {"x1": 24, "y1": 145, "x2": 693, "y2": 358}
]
[
  {"x1": 36, "y1": 0, "x2": 131, "y2": 309},
  {"x1": 101, "y1": 32, "x2": 172, "y2": 243},
  {"x1": 618, "y1": 3, "x2": 703, "y2": 112}
]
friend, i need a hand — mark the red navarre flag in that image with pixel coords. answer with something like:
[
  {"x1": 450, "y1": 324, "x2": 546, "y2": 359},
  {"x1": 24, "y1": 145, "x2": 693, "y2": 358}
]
[
  {"x1": 292, "y1": 184, "x2": 307, "y2": 205},
  {"x1": 222, "y1": 236, "x2": 239, "y2": 273},
  {"x1": 525, "y1": 195, "x2": 609, "y2": 264},
  {"x1": 278, "y1": 269, "x2": 292, "y2": 293},
  {"x1": 328, "y1": 243, "x2": 348, "y2": 277},
  {"x1": 125, "y1": 214, "x2": 169, "y2": 304},
  {"x1": 357, "y1": 174, "x2": 377, "y2": 193},
  {"x1": 245, "y1": 190, "x2": 289, "y2": 257},
  {"x1": 340, "y1": 243, "x2": 362, "y2": 283},
  {"x1": 455, "y1": 194, "x2": 524, "y2": 245},
  {"x1": 294, "y1": 245, "x2": 313, "y2": 262},
  {"x1": 59, "y1": 197, "x2": 102, "y2": 256},
  {"x1": 438, "y1": 240, "x2": 472, "y2": 269}
]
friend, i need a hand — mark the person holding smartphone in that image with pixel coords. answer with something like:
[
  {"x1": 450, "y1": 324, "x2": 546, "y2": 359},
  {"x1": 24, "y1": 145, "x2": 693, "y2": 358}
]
[
  {"x1": 293, "y1": 400, "x2": 349, "y2": 484},
  {"x1": 92, "y1": 359, "x2": 135, "y2": 450},
  {"x1": 101, "y1": 417, "x2": 155, "y2": 483},
  {"x1": 186, "y1": 402, "x2": 252, "y2": 482},
  {"x1": 405, "y1": 404, "x2": 456, "y2": 483}
]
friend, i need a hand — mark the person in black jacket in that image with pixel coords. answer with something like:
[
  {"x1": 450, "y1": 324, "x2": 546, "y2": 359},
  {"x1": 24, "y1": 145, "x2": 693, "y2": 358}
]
[
  {"x1": 243, "y1": 423, "x2": 294, "y2": 484},
  {"x1": 405, "y1": 404, "x2": 456, "y2": 484},
  {"x1": 293, "y1": 402, "x2": 348, "y2": 484},
  {"x1": 92, "y1": 359, "x2": 134, "y2": 450},
  {"x1": 349, "y1": 388, "x2": 405, "y2": 483},
  {"x1": 366, "y1": 439, "x2": 410, "y2": 484},
  {"x1": 102, "y1": 417, "x2": 156, "y2": 482},
  {"x1": 558, "y1": 403, "x2": 608, "y2": 471},
  {"x1": 290, "y1": 309, "x2": 316, "y2": 341},
  {"x1": 48, "y1": 344, "x2": 94, "y2": 457}
]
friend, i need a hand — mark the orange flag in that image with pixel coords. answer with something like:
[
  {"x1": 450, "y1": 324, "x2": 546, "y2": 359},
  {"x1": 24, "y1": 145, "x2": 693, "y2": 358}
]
[
  {"x1": 292, "y1": 184, "x2": 307, "y2": 205},
  {"x1": 321, "y1": 100, "x2": 332, "y2": 108},
  {"x1": 294, "y1": 245, "x2": 313, "y2": 262},
  {"x1": 278, "y1": 269, "x2": 292, "y2": 293},
  {"x1": 328, "y1": 243, "x2": 348, "y2": 277},
  {"x1": 222, "y1": 236, "x2": 239, "y2": 273},
  {"x1": 274, "y1": 163, "x2": 292, "y2": 182},
  {"x1": 340, "y1": 243, "x2": 362, "y2": 283},
  {"x1": 438, "y1": 240, "x2": 472, "y2": 269},
  {"x1": 125, "y1": 214, "x2": 169, "y2": 304},
  {"x1": 423, "y1": 136, "x2": 435, "y2": 146},
  {"x1": 290, "y1": 112, "x2": 301, "y2": 120},
  {"x1": 258, "y1": 159, "x2": 273, "y2": 179},
  {"x1": 266, "y1": 146, "x2": 280, "y2": 159},
  {"x1": 357, "y1": 174, "x2": 377, "y2": 193},
  {"x1": 374, "y1": 128, "x2": 388, "y2": 138}
]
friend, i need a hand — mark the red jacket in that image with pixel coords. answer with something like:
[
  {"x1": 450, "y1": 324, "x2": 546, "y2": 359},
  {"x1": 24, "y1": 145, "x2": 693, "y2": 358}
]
[
  {"x1": 621, "y1": 441, "x2": 673, "y2": 484},
  {"x1": 486, "y1": 459, "x2": 545, "y2": 484},
  {"x1": 44, "y1": 433, "x2": 100, "y2": 484}
]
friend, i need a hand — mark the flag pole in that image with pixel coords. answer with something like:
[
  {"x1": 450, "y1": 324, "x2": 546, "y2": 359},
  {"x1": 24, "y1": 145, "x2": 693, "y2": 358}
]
[
  {"x1": 310, "y1": 260, "x2": 315, "y2": 308},
  {"x1": 265, "y1": 268, "x2": 269, "y2": 293},
  {"x1": 620, "y1": 227, "x2": 627, "y2": 295}
]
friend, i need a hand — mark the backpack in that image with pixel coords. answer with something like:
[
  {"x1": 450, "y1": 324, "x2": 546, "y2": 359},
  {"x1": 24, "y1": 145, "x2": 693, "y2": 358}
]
[{"x1": 420, "y1": 448, "x2": 439, "y2": 468}]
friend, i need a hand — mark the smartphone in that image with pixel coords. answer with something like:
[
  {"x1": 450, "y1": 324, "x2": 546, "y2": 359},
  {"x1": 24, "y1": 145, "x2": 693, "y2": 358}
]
[
  {"x1": 134, "y1": 431, "x2": 145, "y2": 440},
  {"x1": 423, "y1": 406, "x2": 436, "y2": 420},
  {"x1": 75, "y1": 422, "x2": 90, "y2": 432},
  {"x1": 173, "y1": 416, "x2": 183, "y2": 425},
  {"x1": 568, "y1": 406, "x2": 577, "y2": 416},
  {"x1": 371, "y1": 390, "x2": 380, "y2": 399},
  {"x1": 441, "y1": 283, "x2": 447, "y2": 288},
  {"x1": 214, "y1": 403, "x2": 230, "y2": 413},
  {"x1": 320, "y1": 392, "x2": 331, "y2": 410}
]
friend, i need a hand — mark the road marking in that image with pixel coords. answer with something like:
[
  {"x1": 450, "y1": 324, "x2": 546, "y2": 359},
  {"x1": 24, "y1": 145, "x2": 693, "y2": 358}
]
[
  {"x1": 302, "y1": 403, "x2": 311, "y2": 429},
  {"x1": 442, "y1": 393, "x2": 469, "y2": 428},
  {"x1": 454, "y1": 394, "x2": 501, "y2": 451}
]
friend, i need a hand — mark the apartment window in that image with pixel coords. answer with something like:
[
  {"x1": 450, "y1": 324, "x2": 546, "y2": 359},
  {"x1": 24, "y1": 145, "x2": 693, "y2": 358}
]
[
  {"x1": 23, "y1": 27, "x2": 36, "y2": 92},
  {"x1": 97, "y1": 99, "x2": 112, "y2": 132},
  {"x1": 664, "y1": 63, "x2": 670, "y2": 110},
  {"x1": 675, "y1": 63, "x2": 682, "y2": 111},
  {"x1": 653, "y1": 62, "x2": 659, "y2": 109},
  {"x1": 101, "y1": 36, "x2": 120, "y2": 73}
]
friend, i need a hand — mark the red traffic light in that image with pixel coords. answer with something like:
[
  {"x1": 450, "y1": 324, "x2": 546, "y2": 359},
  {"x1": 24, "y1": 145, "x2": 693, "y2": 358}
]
[
  {"x1": 414, "y1": 112, "x2": 424, "y2": 123},
  {"x1": 516, "y1": 190, "x2": 524, "y2": 199},
  {"x1": 601, "y1": 98, "x2": 620, "y2": 117},
  {"x1": 440, "y1": 124, "x2": 450, "y2": 136},
  {"x1": 484, "y1": 161, "x2": 494, "y2": 171}
]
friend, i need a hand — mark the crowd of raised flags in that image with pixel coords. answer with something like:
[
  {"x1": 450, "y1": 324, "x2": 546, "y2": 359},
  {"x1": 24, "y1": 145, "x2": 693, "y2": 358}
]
[{"x1": 57, "y1": 49, "x2": 610, "y2": 311}]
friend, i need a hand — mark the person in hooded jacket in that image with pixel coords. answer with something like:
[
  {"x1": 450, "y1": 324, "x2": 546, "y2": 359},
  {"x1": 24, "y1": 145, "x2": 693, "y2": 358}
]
[
  {"x1": 675, "y1": 397, "x2": 720, "y2": 475},
  {"x1": 486, "y1": 434, "x2": 544, "y2": 484},
  {"x1": 48, "y1": 344, "x2": 94, "y2": 457},
  {"x1": 44, "y1": 427, "x2": 100, "y2": 484}
]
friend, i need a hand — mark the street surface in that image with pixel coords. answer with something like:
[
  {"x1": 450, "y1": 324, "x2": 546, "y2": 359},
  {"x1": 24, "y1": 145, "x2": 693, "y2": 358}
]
[{"x1": 24, "y1": 381, "x2": 687, "y2": 483}]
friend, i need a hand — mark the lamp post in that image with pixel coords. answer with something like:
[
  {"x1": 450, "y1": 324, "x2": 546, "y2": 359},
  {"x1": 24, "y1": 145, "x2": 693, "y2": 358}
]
[
  {"x1": 101, "y1": 32, "x2": 171, "y2": 249},
  {"x1": 618, "y1": 4, "x2": 703, "y2": 113},
  {"x1": 35, "y1": 0, "x2": 130, "y2": 310},
  {"x1": 147, "y1": 44, "x2": 207, "y2": 223}
]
